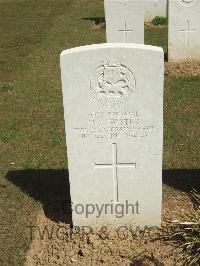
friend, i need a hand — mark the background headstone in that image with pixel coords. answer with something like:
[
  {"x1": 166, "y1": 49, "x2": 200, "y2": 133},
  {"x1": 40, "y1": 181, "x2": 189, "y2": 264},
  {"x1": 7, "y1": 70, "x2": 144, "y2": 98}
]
[
  {"x1": 144, "y1": 0, "x2": 167, "y2": 22},
  {"x1": 60, "y1": 43, "x2": 164, "y2": 227},
  {"x1": 168, "y1": 0, "x2": 200, "y2": 61},
  {"x1": 104, "y1": 0, "x2": 144, "y2": 43}
]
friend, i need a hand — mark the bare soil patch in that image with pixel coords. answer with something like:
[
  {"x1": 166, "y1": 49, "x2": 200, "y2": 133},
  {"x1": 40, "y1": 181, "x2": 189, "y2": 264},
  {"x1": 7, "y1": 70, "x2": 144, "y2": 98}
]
[
  {"x1": 26, "y1": 193, "x2": 195, "y2": 266},
  {"x1": 165, "y1": 61, "x2": 200, "y2": 77},
  {"x1": 145, "y1": 23, "x2": 167, "y2": 29}
]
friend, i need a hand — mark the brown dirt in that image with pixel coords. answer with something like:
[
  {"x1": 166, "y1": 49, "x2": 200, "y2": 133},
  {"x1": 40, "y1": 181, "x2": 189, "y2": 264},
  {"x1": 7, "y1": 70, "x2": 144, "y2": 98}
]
[
  {"x1": 93, "y1": 21, "x2": 106, "y2": 29},
  {"x1": 144, "y1": 23, "x2": 167, "y2": 29},
  {"x1": 26, "y1": 192, "x2": 195, "y2": 266},
  {"x1": 165, "y1": 61, "x2": 200, "y2": 77}
]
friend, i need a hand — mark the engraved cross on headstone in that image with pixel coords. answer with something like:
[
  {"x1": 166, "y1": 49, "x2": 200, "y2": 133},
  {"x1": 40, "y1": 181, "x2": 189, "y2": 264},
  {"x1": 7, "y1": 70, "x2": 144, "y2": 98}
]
[
  {"x1": 180, "y1": 20, "x2": 196, "y2": 48},
  {"x1": 94, "y1": 143, "x2": 136, "y2": 203},
  {"x1": 118, "y1": 22, "x2": 134, "y2": 42}
]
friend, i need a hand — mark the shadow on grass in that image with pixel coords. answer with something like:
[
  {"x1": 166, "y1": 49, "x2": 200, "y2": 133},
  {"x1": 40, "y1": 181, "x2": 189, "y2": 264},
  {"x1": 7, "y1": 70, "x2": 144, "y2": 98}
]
[
  {"x1": 164, "y1": 52, "x2": 168, "y2": 62},
  {"x1": 6, "y1": 169, "x2": 72, "y2": 226},
  {"x1": 163, "y1": 169, "x2": 200, "y2": 193},
  {"x1": 82, "y1": 17, "x2": 105, "y2": 25},
  {"x1": 6, "y1": 168, "x2": 199, "y2": 225}
]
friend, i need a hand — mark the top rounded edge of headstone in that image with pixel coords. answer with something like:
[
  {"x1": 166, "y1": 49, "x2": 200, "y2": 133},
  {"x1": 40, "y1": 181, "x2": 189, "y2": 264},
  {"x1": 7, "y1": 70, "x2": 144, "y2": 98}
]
[{"x1": 60, "y1": 43, "x2": 163, "y2": 57}]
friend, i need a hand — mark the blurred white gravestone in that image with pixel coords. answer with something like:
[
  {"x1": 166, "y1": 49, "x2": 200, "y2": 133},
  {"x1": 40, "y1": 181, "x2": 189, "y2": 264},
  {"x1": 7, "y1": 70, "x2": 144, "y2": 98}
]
[
  {"x1": 60, "y1": 43, "x2": 164, "y2": 227},
  {"x1": 104, "y1": 0, "x2": 144, "y2": 43},
  {"x1": 168, "y1": 0, "x2": 200, "y2": 61},
  {"x1": 144, "y1": 0, "x2": 167, "y2": 22}
]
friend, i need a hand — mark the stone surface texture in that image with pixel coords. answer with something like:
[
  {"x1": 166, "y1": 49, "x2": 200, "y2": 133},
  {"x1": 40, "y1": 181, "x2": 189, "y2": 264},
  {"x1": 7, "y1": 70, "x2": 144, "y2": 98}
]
[
  {"x1": 144, "y1": 0, "x2": 167, "y2": 22},
  {"x1": 168, "y1": 0, "x2": 200, "y2": 61},
  {"x1": 60, "y1": 43, "x2": 164, "y2": 227},
  {"x1": 104, "y1": 0, "x2": 144, "y2": 43}
]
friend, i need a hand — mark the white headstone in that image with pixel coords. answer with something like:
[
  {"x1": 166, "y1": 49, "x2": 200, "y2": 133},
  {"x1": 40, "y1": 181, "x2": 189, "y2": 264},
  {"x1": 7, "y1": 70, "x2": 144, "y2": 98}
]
[
  {"x1": 144, "y1": 0, "x2": 167, "y2": 22},
  {"x1": 104, "y1": 0, "x2": 144, "y2": 43},
  {"x1": 60, "y1": 43, "x2": 164, "y2": 227},
  {"x1": 168, "y1": 0, "x2": 200, "y2": 61}
]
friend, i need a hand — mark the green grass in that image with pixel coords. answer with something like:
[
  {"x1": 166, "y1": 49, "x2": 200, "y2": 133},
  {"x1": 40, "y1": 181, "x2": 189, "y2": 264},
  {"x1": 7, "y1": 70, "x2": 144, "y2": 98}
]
[
  {"x1": 151, "y1": 16, "x2": 168, "y2": 26},
  {"x1": 164, "y1": 76, "x2": 200, "y2": 168},
  {"x1": 0, "y1": 1, "x2": 199, "y2": 265},
  {"x1": 145, "y1": 26, "x2": 168, "y2": 54}
]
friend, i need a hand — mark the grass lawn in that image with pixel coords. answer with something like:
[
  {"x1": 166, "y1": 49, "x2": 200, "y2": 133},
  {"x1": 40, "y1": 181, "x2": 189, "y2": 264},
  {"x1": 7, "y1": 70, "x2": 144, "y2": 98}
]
[{"x1": 0, "y1": 0, "x2": 199, "y2": 265}]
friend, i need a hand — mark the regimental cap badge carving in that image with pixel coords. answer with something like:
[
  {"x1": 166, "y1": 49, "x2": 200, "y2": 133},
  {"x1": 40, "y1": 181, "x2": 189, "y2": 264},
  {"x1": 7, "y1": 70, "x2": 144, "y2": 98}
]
[
  {"x1": 90, "y1": 59, "x2": 136, "y2": 107},
  {"x1": 181, "y1": 0, "x2": 194, "y2": 2},
  {"x1": 180, "y1": 0, "x2": 195, "y2": 6}
]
